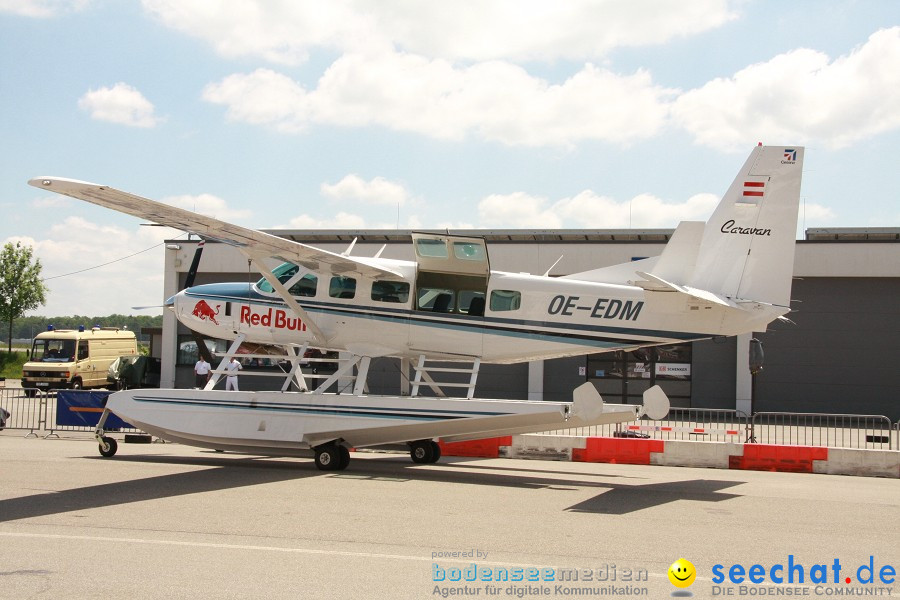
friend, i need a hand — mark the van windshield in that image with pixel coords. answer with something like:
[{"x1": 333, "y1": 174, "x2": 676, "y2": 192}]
[{"x1": 31, "y1": 339, "x2": 76, "y2": 362}]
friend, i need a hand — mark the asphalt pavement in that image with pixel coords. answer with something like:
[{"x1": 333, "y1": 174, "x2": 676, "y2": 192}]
[{"x1": 0, "y1": 433, "x2": 897, "y2": 599}]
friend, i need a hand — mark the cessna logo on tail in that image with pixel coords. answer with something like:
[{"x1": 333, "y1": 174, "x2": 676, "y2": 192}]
[
  {"x1": 192, "y1": 300, "x2": 221, "y2": 325},
  {"x1": 720, "y1": 219, "x2": 771, "y2": 237}
]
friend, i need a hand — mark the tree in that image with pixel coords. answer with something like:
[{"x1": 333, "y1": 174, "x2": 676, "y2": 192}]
[{"x1": 0, "y1": 242, "x2": 48, "y2": 352}]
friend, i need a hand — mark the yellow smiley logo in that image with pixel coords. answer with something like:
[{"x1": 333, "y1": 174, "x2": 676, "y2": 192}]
[{"x1": 668, "y1": 558, "x2": 696, "y2": 588}]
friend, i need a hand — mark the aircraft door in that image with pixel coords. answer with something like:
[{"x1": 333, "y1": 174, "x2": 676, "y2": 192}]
[{"x1": 409, "y1": 233, "x2": 489, "y2": 357}]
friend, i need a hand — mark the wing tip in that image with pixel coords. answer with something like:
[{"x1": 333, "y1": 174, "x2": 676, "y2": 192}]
[{"x1": 28, "y1": 176, "x2": 102, "y2": 190}]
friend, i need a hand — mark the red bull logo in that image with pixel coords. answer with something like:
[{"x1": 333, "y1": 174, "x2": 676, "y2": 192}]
[
  {"x1": 240, "y1": 306, "x2": 307, "y2": 332},
  {"x1": 192, "y1": 300, "x2": 220, "y2": 325}
]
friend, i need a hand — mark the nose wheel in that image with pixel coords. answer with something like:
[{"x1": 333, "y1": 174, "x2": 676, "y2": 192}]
[{"x1": 409, "y1": 440, "x2": 441, "y2": 464}]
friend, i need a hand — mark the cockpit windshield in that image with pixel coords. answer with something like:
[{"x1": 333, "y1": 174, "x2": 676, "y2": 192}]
[{"x1": 31, "y1": 339, "x2": 76, "y2": 362}]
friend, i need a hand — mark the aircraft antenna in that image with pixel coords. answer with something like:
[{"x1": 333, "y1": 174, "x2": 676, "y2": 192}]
[{"x1": 542, "y1": 255, "x2": 564, "y2": 277}]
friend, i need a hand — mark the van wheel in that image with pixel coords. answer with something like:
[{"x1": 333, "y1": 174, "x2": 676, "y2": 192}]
[{"x1": 71, "y1": 378, "x2": 83, "y2": 390}]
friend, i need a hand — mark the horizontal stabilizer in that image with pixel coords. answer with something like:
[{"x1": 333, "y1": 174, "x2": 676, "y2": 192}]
[{"x1": 634, "y1": 271, "x2": 737, "y2": 308}]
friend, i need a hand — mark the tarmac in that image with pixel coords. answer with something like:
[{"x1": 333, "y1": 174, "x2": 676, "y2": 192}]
[{"x1": 0, "y1": 433, "x2": 897, "y2": 599}]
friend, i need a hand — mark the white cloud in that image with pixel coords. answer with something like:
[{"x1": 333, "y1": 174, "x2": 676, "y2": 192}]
[
  {"x1": 673, "y1": 27, "x2": 900, "y2": 151},
  {"x1": 282, "y1": 212, "x2": 426, "y2": 229},
  {"x1": 204, "y1": 57, "x2": 674, "y2": 146},
  {"x1": 163, "y1": 193, "x2": 252, "y2": 221},
  {"x1": 286, "y1": 212, "x2": 368, "y2": 229},
  {"x1": 143, "y1": 0, "x2": 735, "y2": 64},
  {"x1": 5, "y1": 218, "x2": 180, "y2": 316},
  {"x1": 478, "y1": 192, "x2": 563, "y2": 228},
  {"x1": 321, "y1": 174, "x2": 410, "y2": 206},
  {"x1": 78, "y1": 83, "x2": 163, "y2": 128},
  {"x1": 0, "y1": 0, "x2": 89, "y2": 18},
  {"x1": 479, "y1": 191, "x2": 720, "y2": 229}
]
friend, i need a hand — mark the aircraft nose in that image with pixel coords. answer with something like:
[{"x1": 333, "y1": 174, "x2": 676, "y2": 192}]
[{"x1": 164, "y1": 293, "x2": 178, "y2": 310}]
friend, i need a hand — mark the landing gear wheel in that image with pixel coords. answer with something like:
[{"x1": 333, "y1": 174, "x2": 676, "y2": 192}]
[
  {"x1": 337, "y1": 446, "x2": 351, "y2": 470},
  {"x1": 99, "y1": 436, "x2": 118, "y2": 457},
  {"x1": 315, "y1": 444, "x2": 348, "y2": 471},
  {"x1": 410, "y1": 440, "x2": 435, "y2": 464},
  {"x1": 429, "y1": 441, "x2": 441, "y2": 463}
]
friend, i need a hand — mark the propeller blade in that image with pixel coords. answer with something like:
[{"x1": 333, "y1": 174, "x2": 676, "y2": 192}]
[{"x1": 184, "y1": 239, "x2": 205, "y2": 289}]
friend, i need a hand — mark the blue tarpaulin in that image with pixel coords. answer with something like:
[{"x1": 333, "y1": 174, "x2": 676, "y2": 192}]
[{"x1": 56, "y1": 390, "x2": 133, "y2": 429}]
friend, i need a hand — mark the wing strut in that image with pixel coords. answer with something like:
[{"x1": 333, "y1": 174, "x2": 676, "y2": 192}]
[{"x1": 248, "y1": 255, "x2": 328, "y2": 345}]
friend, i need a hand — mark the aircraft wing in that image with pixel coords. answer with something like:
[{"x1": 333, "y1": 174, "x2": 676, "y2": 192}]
[{"x1": 28, "y1": 176, "x2": 403, "y2": 279}]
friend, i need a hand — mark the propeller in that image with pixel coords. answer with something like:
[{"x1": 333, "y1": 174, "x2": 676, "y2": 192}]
[{"x1": 182, "y1": 240, "x2": 215, "y2": 364}]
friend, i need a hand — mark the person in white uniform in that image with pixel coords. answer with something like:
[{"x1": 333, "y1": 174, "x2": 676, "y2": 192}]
[
  {"x1": 225, "y1": 357, "x2": 242, "y2": 391},
  {"x1": 194, "y1": 358, "x2": 211, "y2": 389}
]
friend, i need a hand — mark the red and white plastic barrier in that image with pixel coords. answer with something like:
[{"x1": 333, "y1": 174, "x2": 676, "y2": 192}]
[{"x1": 437, "y1": 435, "x2": 900, "y2": 478}]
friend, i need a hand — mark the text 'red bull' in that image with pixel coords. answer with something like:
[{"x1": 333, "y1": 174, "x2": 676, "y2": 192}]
[{"x1": 240, "y1": 306, "x2": 307, "y2": 332}]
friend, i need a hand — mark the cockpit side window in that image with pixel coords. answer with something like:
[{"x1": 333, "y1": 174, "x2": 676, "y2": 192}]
[
  {"x1": 256, "y1": 263, "x2": 300, "y2": 293},
  {"x1": 288, "y1": 273, "x2": 317, "y2": 297}
]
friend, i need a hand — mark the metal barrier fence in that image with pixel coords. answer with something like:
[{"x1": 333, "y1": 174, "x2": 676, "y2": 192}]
[
  {"x1": 545, "y1": 406, "x2": 898, "y2": 450},
  {"x1": 0, "y1": 387, "x2": 49, "y2": 436},
  {"x1": 545, "y1": 407, "x2": 749, "y2": 443},
  {"x1": 0, "y1": 387, "x2": 141, "y2": 437},
  {"x1": 751, "y1": 412, "x2": 895, "y2": 450},
  {"x1": 2, "y1": 386, "x2": 898, "y2": 450}
]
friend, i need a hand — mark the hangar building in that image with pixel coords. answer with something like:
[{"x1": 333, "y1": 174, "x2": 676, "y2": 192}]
[{"x1": 157, "y1": 228, "x2": 900, "y2": 421}]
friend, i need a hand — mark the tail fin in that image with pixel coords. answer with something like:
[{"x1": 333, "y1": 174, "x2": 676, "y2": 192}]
[{"x1": 688, "y1": 145, "x2": 804, "y2": 308}]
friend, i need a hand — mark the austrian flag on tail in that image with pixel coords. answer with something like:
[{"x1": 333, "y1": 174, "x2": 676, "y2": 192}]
[{"x1": 739, "y1": 178, "x2": 767, "y2": 204}]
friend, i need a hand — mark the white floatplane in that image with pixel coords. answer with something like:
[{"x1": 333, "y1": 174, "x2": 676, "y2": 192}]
[{"x1": 29, "y1": 144, "x2": 804, "y2": 470}]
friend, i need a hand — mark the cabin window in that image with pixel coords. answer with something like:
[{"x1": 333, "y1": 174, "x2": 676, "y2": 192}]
[
  {"x1": 457, "y1": 290, "x2": 486, "y2": 316},
  {"x1": 453, "y1": 242, "x2": 486, "y2": 262},
  {"x1": 489, "y1": 290, "x2": 521, "y2": 312},
  {"x1": 77, "y1": 341, "x2": 89, "y2": 361},
  {"x1": 288, "y1": 273, "x2": 318, "y2": 297},
  {"x1": 415, "y1": 239, "x2": 448, "y2": 259},
  {"x1": 329, "y1": 276, "x2": 357, "y2": 299},
  {"x1": 417, "y1": 287, "x2": 455, "y2": 312},
  {"x1": 371, "y1": 281, "x2": 410, "y2": 303}
]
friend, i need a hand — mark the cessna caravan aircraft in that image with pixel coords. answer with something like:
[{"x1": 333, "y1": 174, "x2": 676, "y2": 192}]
[{"x1": 29, "y1": 144, "x2": 803, "y2": 470}]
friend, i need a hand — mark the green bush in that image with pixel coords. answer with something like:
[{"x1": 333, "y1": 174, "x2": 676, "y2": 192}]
[{"x1": 0, "y1": 351, "x2": 28, "y2": 379}]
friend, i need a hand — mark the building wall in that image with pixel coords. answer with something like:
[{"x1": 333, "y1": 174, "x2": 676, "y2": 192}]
[
  {"x1": 691, "y1": 337, "x2": 737, "y2": 410},
  {"x1": 756, "y1": 277, "x2": 900, "y2": 420}
]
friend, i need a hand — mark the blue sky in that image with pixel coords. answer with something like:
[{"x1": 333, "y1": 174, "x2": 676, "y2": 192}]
[{"x1": 1, "y1": 1, "x2": 898, "y2": 316}]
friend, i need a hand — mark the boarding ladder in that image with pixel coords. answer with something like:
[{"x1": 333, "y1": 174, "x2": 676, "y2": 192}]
[{"x1": 410, "y1": 355, "x2": 481, "y2": 399}]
